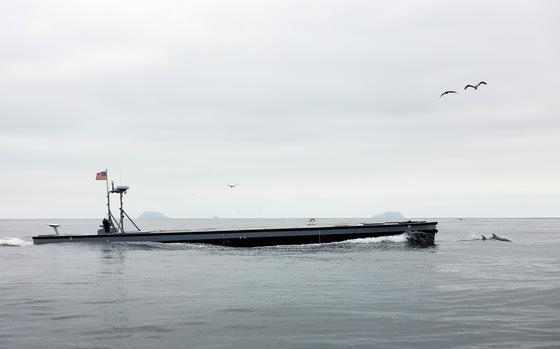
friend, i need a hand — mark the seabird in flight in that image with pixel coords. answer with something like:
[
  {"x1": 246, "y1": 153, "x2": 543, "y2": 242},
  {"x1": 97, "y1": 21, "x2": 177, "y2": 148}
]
[
  {"x1": 464, "y1": 81, "x2": 487, "y2": 90},
  {"x1": 440, "y1": 90, "x2": 457, "y2": 98},
  {"x1": 226, "y1": 184, "x2": 238, "y2": 188}
]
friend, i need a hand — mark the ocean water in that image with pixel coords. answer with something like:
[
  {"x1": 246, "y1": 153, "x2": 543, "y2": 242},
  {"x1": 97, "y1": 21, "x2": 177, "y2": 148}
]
[{"x1": 1, "y1": 218, "x2": 559, "y2": 349}]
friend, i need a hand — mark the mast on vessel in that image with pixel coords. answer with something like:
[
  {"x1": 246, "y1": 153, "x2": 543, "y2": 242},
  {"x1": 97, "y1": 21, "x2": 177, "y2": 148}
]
[
  {"x1": 99, "y1": 169, "x2": 140, "y2": 234},
  {"x1": 104, "y1": 169, "x2": 118, "y2": 232},
  {"x1": 109, "y1": 182, "x2": 140, "y2": 233}
]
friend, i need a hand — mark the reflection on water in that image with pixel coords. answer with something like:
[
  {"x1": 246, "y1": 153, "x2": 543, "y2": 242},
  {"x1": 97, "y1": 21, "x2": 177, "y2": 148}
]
[
  {"x1": 96, "y1": 245, "x2": 132, "y2": 331},
  {"x1": 101, "y1": 244, "x2": 126, "y2": 274}
]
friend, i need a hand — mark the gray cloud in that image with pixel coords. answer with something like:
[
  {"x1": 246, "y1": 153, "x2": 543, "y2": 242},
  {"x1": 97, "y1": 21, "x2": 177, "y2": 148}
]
[{"x1": 1, "y1": 0, "x2": 559, "y2": 218}]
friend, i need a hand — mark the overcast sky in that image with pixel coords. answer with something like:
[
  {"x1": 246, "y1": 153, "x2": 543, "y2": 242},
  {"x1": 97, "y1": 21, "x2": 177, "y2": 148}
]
[{"x1": 1, "y1": 0, "x2": 559, "y2": 218}]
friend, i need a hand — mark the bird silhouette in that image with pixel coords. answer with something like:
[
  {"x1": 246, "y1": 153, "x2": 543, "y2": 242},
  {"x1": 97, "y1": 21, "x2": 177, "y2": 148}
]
[
  {"x1": 440, "y1": 90, "x2": 457, "y2": 98},
  {"x1": 464, "y1": 81, "x2": 487, "y2": 90},
  {"x1": 226, "y1": 184, "x2": 238, "y2": 188}
]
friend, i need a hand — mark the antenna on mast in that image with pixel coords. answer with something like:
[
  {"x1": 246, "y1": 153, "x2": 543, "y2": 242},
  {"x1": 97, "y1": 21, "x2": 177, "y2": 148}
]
[
  {"x1": 97, "y1": 169, "x2": 141, "y2": 235},
  {"x1": 110, "y1": 184, "x2": 141, "y2": 234}
]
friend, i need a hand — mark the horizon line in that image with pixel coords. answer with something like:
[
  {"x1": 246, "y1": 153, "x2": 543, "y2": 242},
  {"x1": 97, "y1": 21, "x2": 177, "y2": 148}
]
[{"x1": 1, "y1": 216, "x2": 559, "y2": 220}]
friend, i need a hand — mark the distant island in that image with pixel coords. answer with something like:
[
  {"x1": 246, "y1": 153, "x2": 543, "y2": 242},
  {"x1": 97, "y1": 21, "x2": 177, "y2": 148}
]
[
  {"x1": 371, "y1": 211, "x2": 405, "y2": 220},
  {"x1": 137, "y1": 211, "x2": 170, "y2": 219}
]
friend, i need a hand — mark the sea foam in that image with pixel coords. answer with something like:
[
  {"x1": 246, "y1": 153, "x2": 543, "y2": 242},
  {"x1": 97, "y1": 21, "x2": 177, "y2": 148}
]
[
  {"x1": 0, "y1": 237, "x2": 32, "y2": 247},
  {"x1": 340, "y1": 233, "x2": 409, "y2": 244}
]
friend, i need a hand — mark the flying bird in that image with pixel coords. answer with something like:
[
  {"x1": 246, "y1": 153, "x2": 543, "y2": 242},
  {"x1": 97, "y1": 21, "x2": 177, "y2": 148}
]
[
  {"x1": 464, "y1": 81, "x2": 487, "y2": 90},
  {"x1": 226, "y1": 184, "x2": 239, "y2": 188},
  {"x1": 440, "y1": 90, "x2": 457, "y2": 98}
]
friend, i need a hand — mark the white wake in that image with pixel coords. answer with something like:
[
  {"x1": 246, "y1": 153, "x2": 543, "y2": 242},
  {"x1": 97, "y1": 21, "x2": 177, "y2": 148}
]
[
  {"x1": 339, "y1": 233, "x2": 409, "y2": 244},
  {"x1": 0, "y1": 237, "x2": 32, "y2": 247}
]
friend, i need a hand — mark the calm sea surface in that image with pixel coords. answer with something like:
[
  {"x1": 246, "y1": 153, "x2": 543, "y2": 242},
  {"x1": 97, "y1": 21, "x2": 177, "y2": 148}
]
[{"x1": 1, "y1": 218, "x2": 559, "y2": 348}]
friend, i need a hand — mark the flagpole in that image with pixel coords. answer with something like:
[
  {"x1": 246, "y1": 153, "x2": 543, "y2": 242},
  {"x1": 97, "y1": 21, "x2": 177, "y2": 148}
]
[{"x1": 105, "y1": 169, "x2": 112, "y2": 230}]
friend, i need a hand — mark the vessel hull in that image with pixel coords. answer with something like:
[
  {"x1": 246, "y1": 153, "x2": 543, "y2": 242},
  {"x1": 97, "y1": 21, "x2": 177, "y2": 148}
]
[{"x1": 33, "y1": 221, "x2": 437, "y2": 246}]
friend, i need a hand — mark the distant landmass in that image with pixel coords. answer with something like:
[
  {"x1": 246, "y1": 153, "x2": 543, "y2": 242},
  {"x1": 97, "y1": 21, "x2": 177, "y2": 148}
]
[
  {"x1": 137, "y1": 211, "x2": 170, "y2": 219},
  {"x1": 371, "y1": 211, "x2": 405, "y2": 220}
]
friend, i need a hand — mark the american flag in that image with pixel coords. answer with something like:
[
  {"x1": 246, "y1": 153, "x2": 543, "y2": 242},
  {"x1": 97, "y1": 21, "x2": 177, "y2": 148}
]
[{"x1": 96, "y1": 171, "x2": 107, "y2": 180}]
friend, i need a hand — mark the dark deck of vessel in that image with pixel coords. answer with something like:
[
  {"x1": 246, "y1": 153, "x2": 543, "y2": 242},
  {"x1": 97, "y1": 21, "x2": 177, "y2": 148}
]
[{"x1": 32, "y1": 221, "x2": 438, "y2": 246}]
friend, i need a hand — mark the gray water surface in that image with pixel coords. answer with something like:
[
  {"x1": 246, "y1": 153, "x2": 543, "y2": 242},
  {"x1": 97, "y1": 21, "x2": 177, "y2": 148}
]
[{"x1": 1, "y1": 218, "x2": 559, "y2": 348}]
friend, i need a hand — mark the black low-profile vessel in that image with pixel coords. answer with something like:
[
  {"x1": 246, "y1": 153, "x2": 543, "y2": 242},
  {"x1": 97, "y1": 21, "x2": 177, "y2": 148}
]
[
  {"x1": 32, "y1": 180, "x2": 438, "y2": 247},
  {"x1": 33, "y1": 221, "x2": 438, "y2": 247}
]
